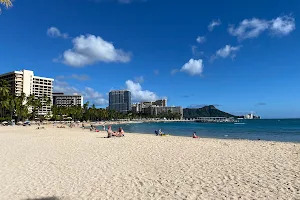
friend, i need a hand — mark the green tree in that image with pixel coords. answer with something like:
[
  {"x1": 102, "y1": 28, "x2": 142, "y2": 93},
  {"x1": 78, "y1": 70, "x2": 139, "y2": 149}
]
[
  {"x1": 0, "y1": 80, "x2": 10, "y2": 117},
  {"x1": 15, "y1": 93, "x2": 29, "y2": 121},
  {"x1": 27, "y1": 95, "x2": 42, "y2": 120}
]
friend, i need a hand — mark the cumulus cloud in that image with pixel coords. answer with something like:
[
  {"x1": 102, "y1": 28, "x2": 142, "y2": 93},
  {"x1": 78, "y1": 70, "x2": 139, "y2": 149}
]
[
  {"x1": 180, "y1": 59, "x2": 203, "y2": 76},
  {"x1": 125, "y1": 80, "x2": 158, "y2": 102},
  {"x1": 196, "y1": 36, "x2": 206, "y2": 43},
  {"x1": 228, "y1": 15, "x2": 295, "y2": 40},
  {"x1": 53, "y1": 80, "x2": 78, "y2": 94},
  {"x1": 270, "y1": 16, "x2": 295, "y2": 36},
  {"x1": 47, "y1": 27, "x2": 69, "y2": 39},
  {"x1": 58, "y1": 34, "x2": 131, "y2": 67},
  {"x1": 228, "y1": 18, "x2": 269, "y2": 40},
  {"x1": 212, "y1": 45, "x2": 242, "y2": 60},
  {"x1": 84, "y1": 87, "x2": 108, "y2": 105},
  {"x1": 53, "y1": 80, "x2": 108, "y2": 106},
  {"x1": 208, "y1": 19, "x2": 222, "y2": 31}
]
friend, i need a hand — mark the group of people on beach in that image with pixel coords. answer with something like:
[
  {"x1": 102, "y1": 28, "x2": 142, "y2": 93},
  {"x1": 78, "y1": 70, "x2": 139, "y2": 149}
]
[
  {"x1": 155, "y1": 129, "x2": 199, "y2": 138},
  {"x1": 155, "y1": 129, "x2": 165, "y2": 136},
  {"x1": 107, "y1": 126, "x2": 125, "y2": 138}
]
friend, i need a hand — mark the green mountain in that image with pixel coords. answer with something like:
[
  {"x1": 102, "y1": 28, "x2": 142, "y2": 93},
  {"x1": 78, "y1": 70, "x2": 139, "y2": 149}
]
[{"x1": 183, "y1": 105, "x2": 236, "y2": 118}]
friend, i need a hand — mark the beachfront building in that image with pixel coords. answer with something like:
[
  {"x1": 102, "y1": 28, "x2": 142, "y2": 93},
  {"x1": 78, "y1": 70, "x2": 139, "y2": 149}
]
[
  {"x1": 109, "y1": 90, "x2": 131, "y2": 113},
  {"x1": 144, "y1": 106, "x2": 183, "y2": 119},
  {"x1": 0, "y1": 69, "x2": 54, "y2": 115},
  {"x1": 132, "y1": 98, "x2": 182, "y2": 119},
  {"x1": 132, "y1": 99, "x2": 168, "y2": 113},
  {"x1": 53, "y1": 93, "x2": 83, "y2": 107}
]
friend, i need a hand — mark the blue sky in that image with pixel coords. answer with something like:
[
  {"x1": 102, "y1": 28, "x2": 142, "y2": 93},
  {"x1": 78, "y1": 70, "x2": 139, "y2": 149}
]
[{"x1": 0, "y1": 0, "x2": 299, "y2": 118}]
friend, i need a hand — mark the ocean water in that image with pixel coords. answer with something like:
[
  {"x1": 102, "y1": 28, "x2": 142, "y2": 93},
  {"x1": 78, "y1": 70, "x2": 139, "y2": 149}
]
[{"x1": 108, "y1": 119, "x2": 300, "y2": 142}]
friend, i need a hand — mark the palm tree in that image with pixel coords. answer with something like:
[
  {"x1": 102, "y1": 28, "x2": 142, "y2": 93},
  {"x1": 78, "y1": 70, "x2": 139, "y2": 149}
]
[
  {"x1": 42, "y1": 95, "x2": 51, "y2": 107},
  {"x1": 0, "y1": 0, "x2": 13, "y2": 13},
  {"x1": 0, "y1": 80, "x2": 11, "y2": 118},
  {"x1": 0, "y1": 80, "x2": 10, "y2": 98},
  {"x1": 27, "y1": 95, "x2": 42, "y2": 120},
  {"x1": 3, "y1": 95, "x2": 15, "y2": 120},
  {"x1": 15, "y1": 93, "x2": 29, "y2": 122}
]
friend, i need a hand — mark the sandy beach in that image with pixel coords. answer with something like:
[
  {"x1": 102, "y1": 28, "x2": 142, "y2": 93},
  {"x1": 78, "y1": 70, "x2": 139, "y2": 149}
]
[{"x1": 0, "y1": 125, "x2": 299, "y2": 200}]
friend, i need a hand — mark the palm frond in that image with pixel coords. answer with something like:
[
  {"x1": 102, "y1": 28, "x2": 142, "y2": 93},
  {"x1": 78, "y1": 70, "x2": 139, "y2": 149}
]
[{"x1": 0, "y1": 0, "x2": 13, "y2": 8}]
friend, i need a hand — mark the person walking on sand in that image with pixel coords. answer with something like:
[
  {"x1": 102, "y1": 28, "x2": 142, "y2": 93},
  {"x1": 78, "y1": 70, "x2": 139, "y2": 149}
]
[{"x1": 193, "y1": 132, "x2": 199, "y2": 138}]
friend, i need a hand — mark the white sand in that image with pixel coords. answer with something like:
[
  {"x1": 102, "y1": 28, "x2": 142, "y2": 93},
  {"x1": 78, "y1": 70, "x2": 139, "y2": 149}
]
[{"x1": 0, "y1": 126, "x2": 299, "y2": 200}]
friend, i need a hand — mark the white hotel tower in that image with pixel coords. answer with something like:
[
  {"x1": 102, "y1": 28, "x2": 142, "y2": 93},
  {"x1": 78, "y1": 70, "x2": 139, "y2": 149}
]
[{"x1": 0, "y1": 69, "x2": 54, "y2": 115}]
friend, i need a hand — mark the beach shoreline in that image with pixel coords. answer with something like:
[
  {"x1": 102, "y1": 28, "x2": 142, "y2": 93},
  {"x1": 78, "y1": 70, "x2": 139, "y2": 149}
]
[{"x1": 0, "y1": 125, "x2": 299, "y2": 200}]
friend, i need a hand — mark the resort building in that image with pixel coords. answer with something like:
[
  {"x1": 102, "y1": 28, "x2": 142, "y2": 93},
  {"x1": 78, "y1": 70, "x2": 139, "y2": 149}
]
[
  {"x1": 109, "y1": 90, "x2": 131, "y2": 113},
  {"x1": 144, "y1": 106, "x2": 183, "y2": 118},
  {"x1": 53, "y1": 93, "x2": 84, "y2": 107},
  {"x1": 131, "y1": 98, "x2": 182, "y2": 118},
  {"x1": 132, "y1": 99, "x2": 168, "y2": 113},
  {"x1": 0, "y1": 69, "x2": 54, "y2": 115}
]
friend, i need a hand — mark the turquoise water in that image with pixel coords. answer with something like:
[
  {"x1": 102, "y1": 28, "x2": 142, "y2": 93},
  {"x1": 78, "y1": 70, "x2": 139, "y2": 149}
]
[{"x1": 108, "y1": 119, "x2": 300, "y2": 142}]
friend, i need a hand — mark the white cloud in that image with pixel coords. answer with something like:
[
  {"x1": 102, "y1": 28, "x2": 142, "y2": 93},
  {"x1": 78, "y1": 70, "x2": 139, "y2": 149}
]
[
  {"x1": 196, "y1": 36, "x2": 206, "y2": 43},
  {"x1": 211, "y1": 45, "x2": 242, "y2": 61},
  {"x1": 228, "y1": 18, "x2": 269, "y2": 40},
  {"x1": 84, "y1": 87, "x2": 108, "y2": 105},
  {"x1": 53, "y1": 80, "x2": 78, "y2": 94},
  {"x1": 53, "y1": 80, "x2": 108, "y2": 106},
  {"x1": 59, "y1": 34, "x2": 131, "y2": 67},
  {"x1": 47, "y1": 27, "x2": 69, "y2": 39},
  {"x1": 180, "y1": 59, "x2": 203, "y2": 76},
  {"x1": 270, "y1": 16, "x2": 295, "y2": 36},
  {"x1": 228, "y1": 15, "x2": 295, "y2": 40},
  {"x1": 125, "y1": 80, "x2": 158, "y2": 102},
  {"x1": 208, "y1": 19, "x2": 222, "y2": 31}
]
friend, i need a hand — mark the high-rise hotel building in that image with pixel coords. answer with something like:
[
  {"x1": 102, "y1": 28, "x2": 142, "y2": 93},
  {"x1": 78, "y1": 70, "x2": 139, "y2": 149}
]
[
  {"x1": 109, "y1": 90, "x2": 131, "y2": 113},
  {"x1": 53, "y1": 93, "x2": 84, "y2": 107},
  {"x1": 0, "y1": 69, "x2": 54, "y2": 115}
]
